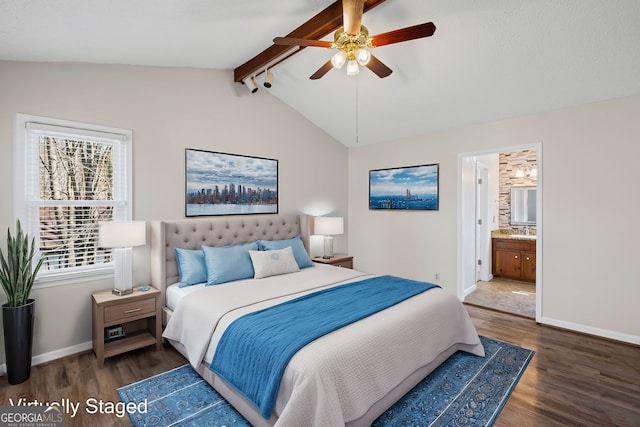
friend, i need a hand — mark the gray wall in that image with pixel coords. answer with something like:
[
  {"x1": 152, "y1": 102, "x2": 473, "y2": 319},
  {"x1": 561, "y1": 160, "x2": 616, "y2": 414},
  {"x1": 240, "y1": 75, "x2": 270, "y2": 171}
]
[
  {"x1": 348, "y1": 94, "x2": 640, "y2": 344},
  {"x1": 0, "y1": 61, "x2": 349, "y2": 366}
]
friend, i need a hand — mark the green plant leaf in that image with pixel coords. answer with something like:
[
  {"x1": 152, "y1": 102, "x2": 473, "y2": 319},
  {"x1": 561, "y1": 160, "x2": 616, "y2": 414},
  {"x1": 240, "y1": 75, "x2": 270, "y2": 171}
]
[{"x1": 0, "y1": 219, "x2": 42, "y2": 307}]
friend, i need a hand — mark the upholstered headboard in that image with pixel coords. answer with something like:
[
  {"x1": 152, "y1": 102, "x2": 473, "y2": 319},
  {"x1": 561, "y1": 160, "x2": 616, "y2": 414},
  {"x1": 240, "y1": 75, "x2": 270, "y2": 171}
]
[{"x1": 150, "y1": 214, "x2": 309, "y2": 321}]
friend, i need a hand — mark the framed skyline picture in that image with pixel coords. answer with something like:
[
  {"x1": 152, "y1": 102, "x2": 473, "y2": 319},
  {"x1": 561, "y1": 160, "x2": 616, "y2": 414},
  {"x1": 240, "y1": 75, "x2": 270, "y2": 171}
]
[
  {"x1": 369, "y1": 163, "x2": 439, "y2": 211},
  {"x1": 185, "y1": 149, "x2": 278, "y2": 217}
]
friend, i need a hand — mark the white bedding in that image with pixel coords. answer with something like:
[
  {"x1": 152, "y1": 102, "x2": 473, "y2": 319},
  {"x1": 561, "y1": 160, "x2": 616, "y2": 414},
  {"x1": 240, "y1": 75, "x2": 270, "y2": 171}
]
[
  {"x1": 165, "y1": 282, "x2": 205, "y2": 311},
  {"x1": 163, "y1": 264, "x2": 484, "y2": 426}
]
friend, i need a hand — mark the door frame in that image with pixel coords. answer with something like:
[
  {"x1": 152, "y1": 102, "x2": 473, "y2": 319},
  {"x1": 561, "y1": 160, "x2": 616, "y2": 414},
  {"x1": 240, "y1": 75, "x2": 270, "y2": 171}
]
[
  {"x1": 457, "y1": 142, "x2": 543, "y2": 322},
  {"x1": 475, "y1": 162, "x2": 491, "y2": 282}
]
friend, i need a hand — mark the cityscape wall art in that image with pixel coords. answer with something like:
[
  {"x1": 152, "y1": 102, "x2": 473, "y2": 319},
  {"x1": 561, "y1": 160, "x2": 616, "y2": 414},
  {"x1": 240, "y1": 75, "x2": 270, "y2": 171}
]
[
  {"x1": 369, "y1": 163, "x2": 439, "y2": 211},
  {"x1": 185, "y1": 149, "x2": 278, "y2": 216}
]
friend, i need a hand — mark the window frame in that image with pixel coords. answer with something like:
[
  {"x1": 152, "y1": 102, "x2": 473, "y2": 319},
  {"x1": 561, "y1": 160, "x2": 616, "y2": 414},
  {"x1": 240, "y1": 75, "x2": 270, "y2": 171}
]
[{"x1": 14, "y1": 113, "x2": 133, "y2": 288}]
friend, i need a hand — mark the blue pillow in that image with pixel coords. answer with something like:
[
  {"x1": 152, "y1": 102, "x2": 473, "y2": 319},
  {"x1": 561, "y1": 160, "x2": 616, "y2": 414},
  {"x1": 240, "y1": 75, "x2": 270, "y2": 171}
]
[
  {"x1": 258, "y1": 236, "x2": 314, "y2": 269},
  {"x1": 175, "y1": 248, "x2": 207, "y2": 287},
  {"x1": 202, "y1": 241, "x2": 259, "y2": 285}
]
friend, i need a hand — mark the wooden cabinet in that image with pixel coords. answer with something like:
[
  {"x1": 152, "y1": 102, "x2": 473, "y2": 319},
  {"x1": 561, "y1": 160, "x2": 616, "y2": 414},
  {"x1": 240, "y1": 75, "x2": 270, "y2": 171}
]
[
  {"x1": 312, "y1": 254, "x2": 353, "y2": 269},
  {"x1": 92, "y1": 287, "x2": 162, "y2": 367},
  {"x1": 492, "y1": 238, "x2": 536, "y2": 282}
]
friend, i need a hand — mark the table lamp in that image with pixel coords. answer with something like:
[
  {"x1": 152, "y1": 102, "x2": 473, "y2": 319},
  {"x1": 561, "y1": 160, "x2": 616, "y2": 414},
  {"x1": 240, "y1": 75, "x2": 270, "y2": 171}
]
[
  {"x1": 314, "y1": 216, "x2": 344, "y2": 259},
  {"x1": 98, "y1": 221, "x2": 146, "y2": 295}
]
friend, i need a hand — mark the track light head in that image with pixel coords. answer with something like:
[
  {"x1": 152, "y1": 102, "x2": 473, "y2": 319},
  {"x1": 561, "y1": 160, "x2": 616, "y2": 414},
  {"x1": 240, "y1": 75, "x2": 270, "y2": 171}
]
[
  {"x1": 264, "y1": 70, "x2": 274, "y2": 88},
  {"x1": 245, "y1": 77, "x2": 258, "y2": 93}
]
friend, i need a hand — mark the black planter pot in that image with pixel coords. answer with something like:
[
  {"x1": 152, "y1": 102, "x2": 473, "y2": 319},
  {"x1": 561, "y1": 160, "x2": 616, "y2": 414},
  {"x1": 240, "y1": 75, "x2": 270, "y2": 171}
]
[{"x1": 2, "y1": 299, "x2": 35, "y2": 385}]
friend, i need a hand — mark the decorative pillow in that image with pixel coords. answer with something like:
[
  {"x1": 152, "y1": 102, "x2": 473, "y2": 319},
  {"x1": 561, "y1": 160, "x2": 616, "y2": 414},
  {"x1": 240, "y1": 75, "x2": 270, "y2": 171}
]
[
  {"x1": 249, "y1": 246, "x2": 300, "y2": 279},
  {"x1": 175, "y1": 248, "x2": 207, "y2": 287},
  {"x1": 258, "y1": 236, "x2": 314, "y2": 269},
  {"x1": 202, "y1": 241, "x2": 259, "y2": 285}
]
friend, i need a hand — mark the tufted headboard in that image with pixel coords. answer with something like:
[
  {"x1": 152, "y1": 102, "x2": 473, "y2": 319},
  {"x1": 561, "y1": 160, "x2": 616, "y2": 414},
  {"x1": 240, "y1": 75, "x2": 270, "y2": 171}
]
[{"x1": 150, "y1": 214, "x2": 309, "y2": 322}]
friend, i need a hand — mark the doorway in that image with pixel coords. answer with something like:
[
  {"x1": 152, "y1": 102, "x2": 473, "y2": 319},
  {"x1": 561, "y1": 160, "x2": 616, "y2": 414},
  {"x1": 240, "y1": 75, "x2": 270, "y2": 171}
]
[{"x1": 458, "y1": 143, "x2": 542, "y2": 321}]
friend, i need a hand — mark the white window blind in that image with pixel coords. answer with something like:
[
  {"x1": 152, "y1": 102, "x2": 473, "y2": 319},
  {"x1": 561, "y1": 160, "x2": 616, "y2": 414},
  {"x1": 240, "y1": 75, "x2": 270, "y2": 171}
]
[{"x1": 18, "y1": 116, "x2": 132, "y2": 283}]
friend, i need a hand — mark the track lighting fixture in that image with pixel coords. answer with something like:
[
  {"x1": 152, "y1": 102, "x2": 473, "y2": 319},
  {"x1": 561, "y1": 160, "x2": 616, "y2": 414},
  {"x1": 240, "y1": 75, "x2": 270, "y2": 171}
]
[
  {"x1": 245, "y1": 77, "x2": 258, "y2": 93},
  {"x1": 263, "y1": 70, "x2": 274, "y2": 88}
]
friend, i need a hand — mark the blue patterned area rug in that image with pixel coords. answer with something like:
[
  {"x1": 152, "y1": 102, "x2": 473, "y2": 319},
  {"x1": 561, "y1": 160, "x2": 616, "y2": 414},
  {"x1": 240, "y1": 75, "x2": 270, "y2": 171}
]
[{"x1": 118, "y1": 336, "x2": 533, "y2": 426}]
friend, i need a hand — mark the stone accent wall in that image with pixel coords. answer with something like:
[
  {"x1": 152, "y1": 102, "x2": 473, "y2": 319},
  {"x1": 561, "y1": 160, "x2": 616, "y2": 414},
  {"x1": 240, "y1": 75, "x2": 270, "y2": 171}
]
[{"x1": 499, "y1": 149, "x2": 537, "y2": 230}]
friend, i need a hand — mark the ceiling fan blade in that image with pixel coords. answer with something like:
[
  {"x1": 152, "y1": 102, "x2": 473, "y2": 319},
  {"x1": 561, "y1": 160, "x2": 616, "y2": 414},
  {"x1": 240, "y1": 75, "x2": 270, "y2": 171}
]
[
  {"x1": 310, "y1": 60, "x2": 334, "y2": 80},
  {"x1": 273, "y1": 37, "x2": 333, "y2": 48},
  {"x1": 343, "y1": 0, "x2": 364, "y2": 35},
  {"x1": 366, "y1": 54, "x2": 393, "y2": 78},
  {"x1": 370, "y1": 22, "x2": 436, "y2": 47}
]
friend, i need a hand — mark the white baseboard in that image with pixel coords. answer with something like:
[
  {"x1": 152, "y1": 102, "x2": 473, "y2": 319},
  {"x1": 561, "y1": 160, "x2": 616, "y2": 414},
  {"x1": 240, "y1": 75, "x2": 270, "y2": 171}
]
[
  {"x1": 540, "y1": 316, "x2": 640, "y2": 346},
  {"x1": 0, "y1": 340, "x2": 93, "y2": 377}
]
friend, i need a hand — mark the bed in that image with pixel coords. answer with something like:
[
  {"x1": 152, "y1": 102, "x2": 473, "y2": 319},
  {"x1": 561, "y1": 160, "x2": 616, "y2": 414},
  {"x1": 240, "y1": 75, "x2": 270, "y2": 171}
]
[{"x1": 151, "y1": 214, "x2": 484, "y2": 427}]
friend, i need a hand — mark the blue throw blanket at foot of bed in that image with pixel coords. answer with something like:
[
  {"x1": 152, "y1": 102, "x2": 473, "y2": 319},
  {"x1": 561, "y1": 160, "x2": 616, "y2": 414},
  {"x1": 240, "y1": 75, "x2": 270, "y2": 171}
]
[{"x1": 209, "y1": 275, "x2": 439, "y2": 419}]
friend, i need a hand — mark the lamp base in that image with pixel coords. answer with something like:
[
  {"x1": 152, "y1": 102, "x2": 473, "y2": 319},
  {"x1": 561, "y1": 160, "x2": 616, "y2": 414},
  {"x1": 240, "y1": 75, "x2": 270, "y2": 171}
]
[
  {"x1": 323, "y1": 236, "x2": 335, "y2": 259},
  {"x1": 112, "y1": 288, "x2": 134, "y2": 296}
]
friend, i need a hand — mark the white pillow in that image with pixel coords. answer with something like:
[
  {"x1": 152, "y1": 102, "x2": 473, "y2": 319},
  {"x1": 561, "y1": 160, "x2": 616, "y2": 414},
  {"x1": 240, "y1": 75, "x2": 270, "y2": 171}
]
[{"x1": 249, "y1": 246, "x2": 300, "y2": 279}]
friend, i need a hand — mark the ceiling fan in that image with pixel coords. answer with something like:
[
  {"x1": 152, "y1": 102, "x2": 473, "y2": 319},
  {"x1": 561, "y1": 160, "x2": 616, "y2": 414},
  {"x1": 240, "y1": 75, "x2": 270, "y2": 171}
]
[{"x1": 273, "y1": 0, "x2": 436, "y2": 79}]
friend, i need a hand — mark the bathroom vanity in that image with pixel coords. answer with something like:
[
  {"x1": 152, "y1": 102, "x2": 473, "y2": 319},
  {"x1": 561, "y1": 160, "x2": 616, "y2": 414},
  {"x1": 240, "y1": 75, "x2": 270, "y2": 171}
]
[{"x1": 492, "y1": 235, "x2": 536, "y2": 282}]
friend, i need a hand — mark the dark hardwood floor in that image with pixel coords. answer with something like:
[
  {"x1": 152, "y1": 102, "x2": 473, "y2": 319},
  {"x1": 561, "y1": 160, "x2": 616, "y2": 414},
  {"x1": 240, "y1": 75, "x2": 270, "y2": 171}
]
[
  {"x1": 466, "y1": 305, "x2": 640, "y2": 427},
  {"x1": 0, "y1": 343, "x2": 185, "y2": 426},
  {"x1": 2, "y1": 306, "x2": 639, "y2": 426}
]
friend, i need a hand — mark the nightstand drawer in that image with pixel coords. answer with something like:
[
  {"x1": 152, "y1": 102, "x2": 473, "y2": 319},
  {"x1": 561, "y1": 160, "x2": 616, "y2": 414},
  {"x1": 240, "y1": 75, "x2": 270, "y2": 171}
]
[
  {"x1": 104, "y1": 297, "x2": 156, "y2": 323},
  {"x1": 312, "y1": 255, "x2": 354, "y2": 269},
  {"x1": 333, "y1": 260, "x2": 353, "y2": 269}
]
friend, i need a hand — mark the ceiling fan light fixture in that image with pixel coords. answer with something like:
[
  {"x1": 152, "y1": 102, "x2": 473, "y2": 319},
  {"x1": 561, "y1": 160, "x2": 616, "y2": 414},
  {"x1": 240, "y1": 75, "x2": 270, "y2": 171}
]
[
  {"x1": 355, "y1": 48, "x2": 371, "y2": 66},
  {"x1": 346, "y1": 59, "x2": 360, "y2": 76},
  {"x1": 331, "y1": 51, "x2": 348, "y2": 69}
]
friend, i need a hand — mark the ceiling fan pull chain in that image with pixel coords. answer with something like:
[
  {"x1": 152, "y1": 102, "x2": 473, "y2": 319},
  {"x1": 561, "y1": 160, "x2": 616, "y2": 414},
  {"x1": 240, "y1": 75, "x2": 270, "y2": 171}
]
[{"x1": 355, "y1": 78, "x2": 360, "y2": 144}]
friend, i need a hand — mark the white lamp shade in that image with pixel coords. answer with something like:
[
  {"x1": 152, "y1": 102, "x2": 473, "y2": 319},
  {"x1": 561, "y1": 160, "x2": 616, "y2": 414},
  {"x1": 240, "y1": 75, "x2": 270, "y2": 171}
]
[
  {"x1": 346, "y1": 59, "x2": 360, "y2": 76},
  {"x1": 314, "y1": 217, "x2": 344, "y2": 236},
  {"x1": 355, "y1": 48, "x2": 371, "y2": 65},
  {"x1": 98, "y1": 221, "x2": 146, "y2": 248},
  {"x1": 331, "y1": 51, "x2": 347, "y2": 69}
]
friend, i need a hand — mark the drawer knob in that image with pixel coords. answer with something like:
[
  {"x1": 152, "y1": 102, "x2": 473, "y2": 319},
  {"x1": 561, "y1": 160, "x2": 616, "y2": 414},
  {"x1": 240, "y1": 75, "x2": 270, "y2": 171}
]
[{"x1": 514, "y1": 255, "x2": 519, "y2": 259}]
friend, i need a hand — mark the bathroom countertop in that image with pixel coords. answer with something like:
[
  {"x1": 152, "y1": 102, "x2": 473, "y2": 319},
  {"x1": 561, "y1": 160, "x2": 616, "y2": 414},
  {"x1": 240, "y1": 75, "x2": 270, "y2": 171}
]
[{"x1": 492, "y1": 230, "x2": 536, "y2": 240}]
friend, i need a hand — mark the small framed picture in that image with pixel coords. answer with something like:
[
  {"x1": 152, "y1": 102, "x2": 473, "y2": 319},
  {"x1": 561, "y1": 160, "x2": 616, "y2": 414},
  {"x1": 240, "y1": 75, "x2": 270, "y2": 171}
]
[{"x1": 369, "y1": 163, "x2": 439, "y2": 210}]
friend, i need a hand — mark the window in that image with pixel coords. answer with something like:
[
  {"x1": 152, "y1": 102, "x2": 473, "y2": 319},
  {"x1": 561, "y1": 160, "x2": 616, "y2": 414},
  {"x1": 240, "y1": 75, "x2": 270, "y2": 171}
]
[{"x1": 15, "y1": 114, "x2": 133, "y2": 285}]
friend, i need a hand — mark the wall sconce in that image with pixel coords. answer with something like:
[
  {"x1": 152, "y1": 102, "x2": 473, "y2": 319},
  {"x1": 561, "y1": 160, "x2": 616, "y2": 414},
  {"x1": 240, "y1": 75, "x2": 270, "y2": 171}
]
[
  {"x1": 99, "y1": 221, "x2": 146, "y2": 296},
  {"x1": 515, "y1": 166, "x2": 537, "y2": 178},
  {"x1": 314, "y1": 216, "x2": 344, "y2": 259},
  {"x1": 263, "y1": 70, "x2": 274, "y2": 88},
  {"x1": 245, "y1": 77, "x2": 258, "y2": 93}
]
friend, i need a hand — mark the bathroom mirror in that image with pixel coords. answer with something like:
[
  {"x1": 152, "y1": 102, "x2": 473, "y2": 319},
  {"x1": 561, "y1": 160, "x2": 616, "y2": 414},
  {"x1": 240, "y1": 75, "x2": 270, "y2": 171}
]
[{"x1": 511, "y1": 186, "x2": 537, "y2": 225}]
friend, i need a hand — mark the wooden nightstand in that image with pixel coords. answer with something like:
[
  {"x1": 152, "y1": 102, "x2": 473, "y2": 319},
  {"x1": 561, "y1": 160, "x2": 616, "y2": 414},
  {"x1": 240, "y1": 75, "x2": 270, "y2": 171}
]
[
  {"x1": 92, "y1": 287, "x2": 162, "y2": 367},
  {"x1": 312, "y1": 254, "x2": 353, "y2": 269}
]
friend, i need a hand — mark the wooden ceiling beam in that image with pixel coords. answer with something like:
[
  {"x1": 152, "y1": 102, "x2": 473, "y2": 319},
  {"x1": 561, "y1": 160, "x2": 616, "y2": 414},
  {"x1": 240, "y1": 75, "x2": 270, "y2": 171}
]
[{"x1": 233, "y1": 0, "x2": 388, "y2": 83}]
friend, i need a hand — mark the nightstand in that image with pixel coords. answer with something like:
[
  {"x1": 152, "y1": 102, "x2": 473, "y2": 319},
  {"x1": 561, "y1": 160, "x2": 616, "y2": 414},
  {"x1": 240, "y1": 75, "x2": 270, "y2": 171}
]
[
  {"x1": 312, "y1": 254, "x2": 354, "y2": 269},
  {"x1": 92, "y1": 287, "x2": 162, "y2": 367}
]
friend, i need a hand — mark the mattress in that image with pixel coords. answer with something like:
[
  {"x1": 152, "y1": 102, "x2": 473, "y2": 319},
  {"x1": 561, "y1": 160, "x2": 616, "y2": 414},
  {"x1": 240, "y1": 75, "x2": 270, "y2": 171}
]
[
  {"x1": 163, "y1": 264, "x2": 484, "y2": 426},
  {"x1": 165, "y1": 282, "x2": 205, "y2": 311}
]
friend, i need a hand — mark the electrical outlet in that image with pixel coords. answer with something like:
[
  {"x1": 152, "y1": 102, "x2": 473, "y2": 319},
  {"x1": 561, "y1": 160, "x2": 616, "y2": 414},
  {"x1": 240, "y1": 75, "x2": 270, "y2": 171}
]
[{"x1": 434, "y1": 273, "x2": 440, "y2": 280}]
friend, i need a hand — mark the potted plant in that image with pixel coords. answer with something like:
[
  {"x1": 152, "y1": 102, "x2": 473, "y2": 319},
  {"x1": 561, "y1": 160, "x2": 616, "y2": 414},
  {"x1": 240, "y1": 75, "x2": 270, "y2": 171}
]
[{"x1": 0, "y1": 219, "x2": 43, "y2": 384}]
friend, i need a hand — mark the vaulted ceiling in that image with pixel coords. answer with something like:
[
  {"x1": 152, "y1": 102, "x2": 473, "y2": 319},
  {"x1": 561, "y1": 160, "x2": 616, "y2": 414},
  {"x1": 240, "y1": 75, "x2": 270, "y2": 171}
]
[{"x1": 2, "y1": 0, "x2": 640, "y2": 147}]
